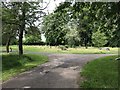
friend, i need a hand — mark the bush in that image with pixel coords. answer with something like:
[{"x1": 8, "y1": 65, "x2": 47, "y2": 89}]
[
  {"x1": 23, "y1": 35, "x2": 45, "y2": 45},
  {"x1": 92, "y1": 30, "x2": 108, "y2": 47}
]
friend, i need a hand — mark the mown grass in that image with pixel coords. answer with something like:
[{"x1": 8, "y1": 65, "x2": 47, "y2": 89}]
[
  {"x1": 2, "y1": 53, "x2": 48, "y2": 81},
  {"x1": 81, "y1": 55, "x2": 119, "y2": 88},
  {"x1": 2, "y1": 45, "x2": 118, "y2": 54}
]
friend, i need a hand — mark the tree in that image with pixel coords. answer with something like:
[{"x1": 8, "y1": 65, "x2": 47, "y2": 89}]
[
  {"x1": 42, "y1": 2, "x2": 120, "y2": 47},
  {"x1": 2, "y1": 2, "x2": 48, "y2": 55},
  {"x1": 24, "y1": 26, "x2": 41, "y2": 45},
  {"x1": 41, "y1": 2, "x2": 73, "y2": 46},
  {"x1": 17, "y1": 2, "x2": 42, "y2": 55},
  {"x1": 2, "y1": 3, "x2": 19, "y2": 53},
  {"x1": 2, "y1": 24, "x2": 18, "y2": 53},
  {"x1": 109, "y1": 2, "x2": 120, "y2": 47},
  {"x1": 92, "y1": 30, "x2": 108, "y2": 47},
  {"x1": 42, "y1": 11, "x2": 69, "y2": 46},
  {"x1": 65, "y1": 20, "x2": 80, "y2": 47}
]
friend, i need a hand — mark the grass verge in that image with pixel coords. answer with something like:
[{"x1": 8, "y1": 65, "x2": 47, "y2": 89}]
[
  {"x1": 81, "y1": 55, "x2": 118, "y2": 88},
  {"x1": 3, "y1": 45, "x2": 118, "y2": 54},
  {"x1": 2, "y1": 54, "x2": 48, "y2": 81}
]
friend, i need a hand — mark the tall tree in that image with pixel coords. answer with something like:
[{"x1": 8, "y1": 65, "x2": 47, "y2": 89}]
[
  {"x1": 42, "y1": 11, "x2": 70, "y2": 46},
  {"x1": 2, "y1": 2, "x2": 19, "y2": 53},
  {"x1": 109, "y1": 2, "x2": 120, "y2": 47},
  {"x1": 2, "y1": 2, "x2": 48, "y2": 55}
]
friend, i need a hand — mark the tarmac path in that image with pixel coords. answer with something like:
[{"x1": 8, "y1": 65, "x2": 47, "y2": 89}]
[{"x1": 2, "y1": 53, "x2": 113, "y2": 88}]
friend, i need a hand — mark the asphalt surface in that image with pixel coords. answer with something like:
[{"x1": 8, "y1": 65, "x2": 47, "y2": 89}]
[{"x1": 2, "y1": 53, "x2": 113, "y2": 88}]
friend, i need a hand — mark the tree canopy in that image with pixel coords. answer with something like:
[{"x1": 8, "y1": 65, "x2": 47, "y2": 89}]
[
  {"x1": 42, "y1": 2, "x2": 120, "y2": 47},
  {"x1": 2, "y1": 2, "x2": 48, "y2": 55},
  {"x1": 2, "y1": 1, "x2": 120, "y2": 55}
]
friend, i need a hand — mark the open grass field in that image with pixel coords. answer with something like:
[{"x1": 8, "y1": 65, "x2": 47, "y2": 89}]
[
  {"x1": 80, "y1": 55, "x2": 119, "y2": 88},
  {"x1": 2, "y1": 45, "x2": 118, "y2": 54},
  {"x1": 2, "y1": 53, "x2": 48, "y2": 81}
]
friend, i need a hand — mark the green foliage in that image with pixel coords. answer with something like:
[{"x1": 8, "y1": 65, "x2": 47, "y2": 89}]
[
  {"x1": 72, "y1": 3, "x2": 93, "y2": 47},
  {"x1": 42, "y1": 12, "x2": 69, "y2": 45},
  {"x1": 92, "y1": 30, "x2": 108, "y2": 47},
  {"x1": 24, "y1": 26, "x2": 44, "y2": 45},
  {"x1": 81, "y1": 56, "x2": 118, "y2": 88},
  {"x1": 42, "y1": 2, "x2": 119, "y2": 47},
  {"x1": 2, "y1": 3, "x2": 19, "y2": 46},
  {"x1": 2, "y1": 2, "x2": 45, "y2": 54},
  {"x1": 24, "y1": 35, "x2": 41, "y2": 45},
  {"x1": 65, "y1": 24, "x2": 80, "y2": 47},
  {"x1": 2, "y1": 2, "x2": 120, "y2": 48}
]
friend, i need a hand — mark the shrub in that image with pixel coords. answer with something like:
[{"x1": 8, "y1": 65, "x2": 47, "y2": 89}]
[
  {"x1": 92, "y1": 30, "x2": 108, "y2": 47},
  {"x1": 23, "y1": 35, "x2": 45, "y2": 45}
]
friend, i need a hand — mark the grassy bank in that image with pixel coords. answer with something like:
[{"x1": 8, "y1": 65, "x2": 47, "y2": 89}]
[
  {"x1": 2, "y1": 54, "x2": 48, "y2": 81},
  {"x1": 2, "y1": 45, "x2": 118, "y2": 54},
  {"x1": 81, "y1": 55, "x2": 118, "y2": 88}
]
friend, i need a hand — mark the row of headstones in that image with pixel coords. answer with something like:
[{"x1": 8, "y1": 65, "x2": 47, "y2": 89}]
[{"x1": 99, "y1": 47, "x2": 110, "y2": 51}]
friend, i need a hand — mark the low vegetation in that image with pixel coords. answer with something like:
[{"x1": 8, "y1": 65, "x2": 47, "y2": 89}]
[
  {"x1": 2, "y1": 54, "x2": 48, "y2": 81},
  {"x1": 81, "y1": 55, "x2": 118, "y2": 88}
]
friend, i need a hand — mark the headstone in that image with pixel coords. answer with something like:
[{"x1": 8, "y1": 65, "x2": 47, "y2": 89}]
[
  {"x1": 115, "y1": 57, "x2": 120, "y2": 60},
  {"x1": 106, "y1": 48, "x2": 110, "y2": 51},
  {"x1": 10, "y1": 47, "x2": 12, "y2": 52}
]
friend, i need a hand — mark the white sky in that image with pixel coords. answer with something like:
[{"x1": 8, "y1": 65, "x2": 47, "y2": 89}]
[{"x1": 43, "y1": 0, "x2": 65, "y2": 13}]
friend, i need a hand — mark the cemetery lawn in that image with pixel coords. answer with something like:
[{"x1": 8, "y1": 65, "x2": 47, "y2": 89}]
[
  {"x1": 2, "y1": 53, "x2": 48, "y2": 81},
  {"x1": 80, "y1": 55, "x2": 118, "y2": 88},
  {"x1": 3, "y1": 45, "x2": 118, "y2": 54}
]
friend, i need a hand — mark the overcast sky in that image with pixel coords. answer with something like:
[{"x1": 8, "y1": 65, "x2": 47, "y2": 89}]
[{"x1": 43, "y1": 0, "x2": 65, "y2": 13}]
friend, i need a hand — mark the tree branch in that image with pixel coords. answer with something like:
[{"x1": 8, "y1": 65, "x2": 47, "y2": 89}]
[{"x1": 39, "y1": 0, "x2": 51, "y2": 10}]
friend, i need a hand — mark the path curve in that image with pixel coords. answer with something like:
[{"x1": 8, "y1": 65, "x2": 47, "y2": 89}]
[{"x1": 2, "y1": 53, "x2": 114, "y2": 88}]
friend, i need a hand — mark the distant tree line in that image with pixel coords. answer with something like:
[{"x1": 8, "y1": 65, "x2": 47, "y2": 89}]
[{"x1": 42, "y1": 2, "x2": 120, "y2": 48}]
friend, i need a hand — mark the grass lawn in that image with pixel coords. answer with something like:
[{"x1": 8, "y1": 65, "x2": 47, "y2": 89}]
[
  {"x1": 80, "y1": 55, "x2": 119, "y2": 88},
  {"x1": 2, "y1": 53, "x2": 48, "y2": 81},
  {"x1": 2, "y1": 45, "x2": 118, "y2": 54}
]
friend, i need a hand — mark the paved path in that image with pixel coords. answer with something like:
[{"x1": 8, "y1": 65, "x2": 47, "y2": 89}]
[{"x1": 2, "y1": 53, "x2": 113, "y2": 88}]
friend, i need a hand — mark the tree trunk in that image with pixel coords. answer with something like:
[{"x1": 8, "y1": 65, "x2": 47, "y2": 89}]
[
  {"x1": 18, "y1": 3, "x2": 25, "y2": 55},
  {"x1": 85, "y1": 40, "x2": 88, "y2": 49},
  {"x1": 85, "y1": 34, "x2": 89, "y2": 49},
  {"x1": 19, "y1": 29, "x2": 23, "y2": 55},
  {"x1": 85, "y1": 46, "x2": 88, "y2": 49},
  {"x1": 6, "y1": 37, "x2": 10, "y2": 53}
]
